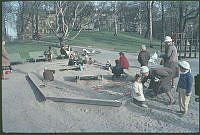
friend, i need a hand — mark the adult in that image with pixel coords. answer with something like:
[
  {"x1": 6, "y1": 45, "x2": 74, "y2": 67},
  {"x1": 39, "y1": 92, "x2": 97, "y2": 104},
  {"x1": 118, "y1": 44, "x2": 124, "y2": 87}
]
[
  {"x1": 140, "y1": 66, "x2": 175, "y2": 105},
  {"x1": 60, "y1": 45, "x2": 67, "y2": 57},
  {"x1": 138, "y1": 45, "x2": 150, "y2": 67},
  {"x1": 161, "y1": 36, "x2": 179, "y2": 88},
  {"x1": 119, "y1": 52, "x2": 129, "y2": 69},
  {"x1": 2, "y1": 41, "x2": 12, "y2": 80}
]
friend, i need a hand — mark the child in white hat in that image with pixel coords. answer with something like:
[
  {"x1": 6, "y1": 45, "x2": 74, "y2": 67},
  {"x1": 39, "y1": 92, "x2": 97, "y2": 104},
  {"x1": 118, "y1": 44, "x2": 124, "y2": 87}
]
[{"x1": 176, "y1": 61, "x2": 193, "y2": 116}]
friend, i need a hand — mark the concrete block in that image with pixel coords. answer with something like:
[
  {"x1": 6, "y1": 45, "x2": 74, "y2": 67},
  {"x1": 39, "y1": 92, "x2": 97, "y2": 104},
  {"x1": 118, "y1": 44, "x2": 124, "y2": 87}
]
[
  {"x1": 46, "y1": 97, "x2": 122, "y2": 107},
  {"x1": 26, "y1": 73, "x2": 46, "y2": 102}
]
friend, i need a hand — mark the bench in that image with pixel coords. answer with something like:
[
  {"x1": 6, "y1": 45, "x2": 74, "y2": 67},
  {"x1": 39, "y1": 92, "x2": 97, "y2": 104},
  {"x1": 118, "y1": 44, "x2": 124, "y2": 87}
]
[
  {"x1": 29, "y1": 51, "x2": 47, "y2": 62},
  {"x1": 8, "y1": 53, "x2": 25, "y2": 64}
]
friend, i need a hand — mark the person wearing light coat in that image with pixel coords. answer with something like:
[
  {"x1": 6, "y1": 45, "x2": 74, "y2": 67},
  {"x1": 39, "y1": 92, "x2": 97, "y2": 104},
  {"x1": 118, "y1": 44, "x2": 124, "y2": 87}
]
[{"x1": 161, "y1": 36, "x2": 179, "y2": 88}]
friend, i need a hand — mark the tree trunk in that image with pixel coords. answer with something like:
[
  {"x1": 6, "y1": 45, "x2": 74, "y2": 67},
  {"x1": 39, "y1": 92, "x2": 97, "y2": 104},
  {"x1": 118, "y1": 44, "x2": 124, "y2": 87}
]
[
  {"x1": 2, "y1": 16, "x2": 7, "y2": 40},
  {"x1": 114, "y1": 1, "x2": 118, "y2": 36},
  {"x1": 31, "y1": 14, "x2": 35, "y2": 39},
  {"x1": 149, "y1": 1, "x2": 153, "y2": 48},
  {"x1": 59, "y1": 37, "x2": 64, "y2": 47},
  {"x1": 145, "y1": 2, "x2": 150, "y2": 38},
  {"x1": 179, "y1": 1, "x2": 183, "y2": 33},
  {"x1": 35, "y1": 10, "x2": 39, "y2": 40},
  {"x1": 161, "y1": 1, "x2": 165, "y2": 36}
]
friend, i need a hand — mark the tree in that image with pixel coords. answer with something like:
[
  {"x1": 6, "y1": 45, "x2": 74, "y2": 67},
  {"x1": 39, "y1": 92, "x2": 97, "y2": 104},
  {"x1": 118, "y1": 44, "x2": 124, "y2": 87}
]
[
  {"x1": 161, "y1": 1, "x2": 165, "y2": 36},
  {"x1": 149, "y1": 1, "x2": 153, "y2": 48},
  {"x1": 47, "y1": 1, "x2": 95, "y2": 46},
  {"x1": 2, "y1": 2, "x2": 17, "y2": 40},
  {"x1": 113, "y1": 1, "x2": 118, "y2": 36}
]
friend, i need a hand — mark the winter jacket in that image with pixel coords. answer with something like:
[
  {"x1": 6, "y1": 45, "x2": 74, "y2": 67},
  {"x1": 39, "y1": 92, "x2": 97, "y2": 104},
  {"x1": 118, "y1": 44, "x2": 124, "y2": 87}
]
[
  {"x1": 162, "y1": 45, "x2": 179, "y2": 77},
  {"x1": 112, "y1": 65, "x2": 124, "y2": 76},
  {"x1": 138, "y1": 51, "x2": 150, "y2": 66},
  {"x1": 163, "y1": 45, "x2": 178, "y2": 66},
  {"x1": 177, "y1": 71, "x2": 193, "y2": 93},
  {"x1": 119, "y1": 56, "x2": 129, "y2": 69},
  {"x1": 132, "y1": 81, "x2": 145, "y2": 101},
  {"x1": 142, "y1": 67, "x2": 173, "y2": 95}
]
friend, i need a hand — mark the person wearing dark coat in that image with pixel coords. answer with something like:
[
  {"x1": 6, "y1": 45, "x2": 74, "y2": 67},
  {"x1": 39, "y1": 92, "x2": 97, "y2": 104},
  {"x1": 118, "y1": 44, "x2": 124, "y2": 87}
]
[
  {"x1": 138, "y1": 45, "x2": 150, "y2": 67},
  {"x1": 140, "y1": 66, "x2": 175, "y2": 105},
  {"x1": 112, "y1": 60, "x2": 124, "y2": 79}
]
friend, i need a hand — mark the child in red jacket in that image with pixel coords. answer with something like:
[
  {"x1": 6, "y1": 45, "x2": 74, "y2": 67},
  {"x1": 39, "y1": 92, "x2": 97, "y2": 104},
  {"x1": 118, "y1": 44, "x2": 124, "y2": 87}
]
[{"x1": 119, "y1": 52, "x2": 129, "y2": 69}]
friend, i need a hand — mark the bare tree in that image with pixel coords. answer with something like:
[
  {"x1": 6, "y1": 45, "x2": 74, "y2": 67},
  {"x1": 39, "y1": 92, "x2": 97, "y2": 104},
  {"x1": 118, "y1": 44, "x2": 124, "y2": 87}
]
[
  {"x1": 149, "y1": 1, "x2": 153, "y2": 48},
  {"x1": 47, "y1": 1, "x2": 94, "y2": 46},
  {"x1": 161, "y1": 1, "x2": 165, "y2": 36},
  {"x1": 113, "y1": 1, "x2": 118, "y2": 36},
  {"x1": 2, "y1": 2, "x2": 17, "y2": 40}
]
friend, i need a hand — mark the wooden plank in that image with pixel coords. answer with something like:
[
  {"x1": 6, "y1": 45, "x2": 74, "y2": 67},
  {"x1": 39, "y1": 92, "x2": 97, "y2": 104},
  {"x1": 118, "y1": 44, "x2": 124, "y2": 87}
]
[
  {"x1": 27, "y1": 73, "x2": 124, "y2": 107},
  {"x1": 46, "y1": 97, "x2": 122, "y2": 107}
]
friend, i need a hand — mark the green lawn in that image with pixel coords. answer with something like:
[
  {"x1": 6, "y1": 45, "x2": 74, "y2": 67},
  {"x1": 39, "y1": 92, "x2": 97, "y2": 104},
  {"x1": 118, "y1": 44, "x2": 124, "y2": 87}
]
[
  {"x1": 5, "y1": 40, "x2": 50, "y2": 59},
  {"x1": 6, "y1": 31, "x2": 161, "y2": 59}
]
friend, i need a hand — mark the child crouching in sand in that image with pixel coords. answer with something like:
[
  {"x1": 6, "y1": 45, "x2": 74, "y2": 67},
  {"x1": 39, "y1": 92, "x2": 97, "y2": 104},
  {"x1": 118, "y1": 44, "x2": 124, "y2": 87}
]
[{"x1": 131, "y1": 74, "x2": 148, "y2": 108}]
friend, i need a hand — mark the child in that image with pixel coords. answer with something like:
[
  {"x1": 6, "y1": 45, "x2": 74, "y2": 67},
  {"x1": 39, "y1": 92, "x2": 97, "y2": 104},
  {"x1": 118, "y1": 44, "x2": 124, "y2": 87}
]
[
  {"x1": 88, "y1": 57, "x2": 94, "y2": 65},
  {"x1": 112, "y1": 60, "x2": 124, "y2": 79},
  {"x1": 131, "y1": 74, "x2": 148, "y2": 108},
  {"x1": 176, "y1": 61, "x2": 193, "y2": 115},
  {"x1": 105, "y1": 60, "x2": 111, "y2": 70}
]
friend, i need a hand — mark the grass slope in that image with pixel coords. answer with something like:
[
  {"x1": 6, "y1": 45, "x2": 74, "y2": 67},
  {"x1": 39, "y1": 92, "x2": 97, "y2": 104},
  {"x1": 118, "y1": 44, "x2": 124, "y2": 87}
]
[{"x1": 6, "y1": 31, "x2": 161, "y2": 59}]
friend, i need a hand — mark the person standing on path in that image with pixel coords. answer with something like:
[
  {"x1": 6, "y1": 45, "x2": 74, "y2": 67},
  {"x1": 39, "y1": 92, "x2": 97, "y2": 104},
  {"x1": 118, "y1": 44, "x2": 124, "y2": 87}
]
[
  {"x1": 176, "y1": 61, "x2": 193, "y2": 116},
  {"x1": 161, "y1": 36, "x2": 179, "y2": 88},
  {"x1": 2, "y1": 41, "x2": 12, "y2": 80},
  {"x1": 138, "y1": 45, "x2": 150, "y2": 67}
]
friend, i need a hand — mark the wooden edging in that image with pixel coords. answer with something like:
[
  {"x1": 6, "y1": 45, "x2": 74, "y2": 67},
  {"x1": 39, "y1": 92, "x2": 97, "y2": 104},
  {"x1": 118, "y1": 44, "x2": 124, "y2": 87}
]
[{"x1": 26, "y1": 73, "x2": 131, "y2": 107}]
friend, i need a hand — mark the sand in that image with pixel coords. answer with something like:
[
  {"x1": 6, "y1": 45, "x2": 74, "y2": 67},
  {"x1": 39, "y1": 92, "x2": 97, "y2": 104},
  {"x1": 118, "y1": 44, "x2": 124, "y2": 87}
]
[{"x1": 2, "y1": 47, "x2": 199, "y2": 133}]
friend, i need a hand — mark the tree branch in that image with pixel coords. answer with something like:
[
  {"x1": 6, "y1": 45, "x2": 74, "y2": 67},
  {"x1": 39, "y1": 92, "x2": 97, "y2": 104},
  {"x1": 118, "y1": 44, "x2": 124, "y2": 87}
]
[
  {"x1": 183, "y1": 8, "x2": 199, "y2": 18},
  {"x1": 183, "y1": 11, "x2": 199, "y2": 32}
]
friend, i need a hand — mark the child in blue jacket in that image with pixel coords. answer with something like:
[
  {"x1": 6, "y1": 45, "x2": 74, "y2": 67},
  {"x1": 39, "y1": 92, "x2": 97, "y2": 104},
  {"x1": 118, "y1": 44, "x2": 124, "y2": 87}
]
[{"x1": 176, "y1": 61, "x2": 193, "y2": 115}]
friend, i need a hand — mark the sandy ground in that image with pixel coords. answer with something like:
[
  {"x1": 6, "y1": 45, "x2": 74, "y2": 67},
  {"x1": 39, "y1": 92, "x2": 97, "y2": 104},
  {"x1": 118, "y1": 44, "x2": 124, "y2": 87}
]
[{"x1": 2, "y1": 47, "x2": 199, "y2": 133}]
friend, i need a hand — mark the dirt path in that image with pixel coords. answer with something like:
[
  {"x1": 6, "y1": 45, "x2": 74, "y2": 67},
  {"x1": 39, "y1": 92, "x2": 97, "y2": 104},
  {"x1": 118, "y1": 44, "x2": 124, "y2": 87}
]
[{"x1": 2, "y1": 48, "x2": 199, "y2": 133}]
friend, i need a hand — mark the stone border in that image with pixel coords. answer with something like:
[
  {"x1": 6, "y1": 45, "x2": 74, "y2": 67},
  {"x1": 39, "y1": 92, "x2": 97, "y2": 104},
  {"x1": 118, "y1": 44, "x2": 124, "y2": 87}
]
[{"x1": 26, "y1": 73, "x2": 130, "y2": 107}]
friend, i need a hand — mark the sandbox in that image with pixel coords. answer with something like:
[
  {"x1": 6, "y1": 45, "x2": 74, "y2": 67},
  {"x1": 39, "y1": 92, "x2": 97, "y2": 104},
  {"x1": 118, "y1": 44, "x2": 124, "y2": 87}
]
[{"x1": 26, "y1": 60, "x2": 137, "y2": 107}]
